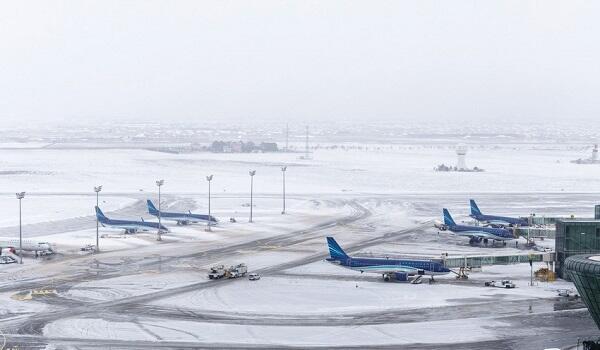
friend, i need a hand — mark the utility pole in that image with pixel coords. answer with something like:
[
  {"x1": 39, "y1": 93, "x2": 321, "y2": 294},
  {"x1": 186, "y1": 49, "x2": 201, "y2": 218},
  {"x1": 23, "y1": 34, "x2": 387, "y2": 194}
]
[
  {"x1": 281, "y1": 166, "x2": 287, "y2": 214},
  {"x1": 16, "y1": 192, "x2": 25, "y2": 264},
  {"x1": 249, "y1": 170, "x2": 256, "y2": 222},
  {"x1": 156, "y1": 180, "x2": 164, "y2": 241},
  {"x1": 285, "y1": 123, "x2": 289, "y2": 152},
  {"x1": 94, "y1": 185, "x2": 102, "y2": 252},
  {"x1": 529, "y1": 253, "x2": 533, "y2": 286},
  {"x1": 206, "y1": 175, "x2": 213, "y2": 232}
]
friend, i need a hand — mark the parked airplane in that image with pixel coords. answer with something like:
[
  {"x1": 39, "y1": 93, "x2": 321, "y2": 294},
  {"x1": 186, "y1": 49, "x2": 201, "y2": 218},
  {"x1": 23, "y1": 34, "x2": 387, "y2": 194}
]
[
  {"x1": 0, "y1": 237, "x2": 53, "y2": 256},
  {"x1": 440, "y1": 209, "x2": 514, "y2": 246},
  {"x1": 95, "y1": 206, "x2": 168, "y2": 234},
  {"x1": 146, "y1": 200, "x2": 217, "y2": 226},
  {"x1": 326, "y1": 237, "x2": 451, "y2": 282},
  {"x1": 470, "y1": 199, "x2": 528, "y2": 227}
]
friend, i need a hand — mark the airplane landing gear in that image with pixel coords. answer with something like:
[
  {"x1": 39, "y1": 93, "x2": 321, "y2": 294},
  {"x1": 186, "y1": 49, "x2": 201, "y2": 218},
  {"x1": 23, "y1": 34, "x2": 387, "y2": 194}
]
[
  {"x1": 483, "y1": 238, "x2": 489, "y2": 246},
  {"x1": 503, "y1": 241, "x2": 507, "y2": 246},
  {"x1": 456, "y1": 267, "x2": 469, "y2": 280}
]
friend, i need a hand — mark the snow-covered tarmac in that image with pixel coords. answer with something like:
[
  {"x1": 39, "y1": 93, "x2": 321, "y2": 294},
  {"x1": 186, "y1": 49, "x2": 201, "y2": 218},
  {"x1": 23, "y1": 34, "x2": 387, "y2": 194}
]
[{"x1": 0, "y1": 144, "x2": 599, "y2": 349}]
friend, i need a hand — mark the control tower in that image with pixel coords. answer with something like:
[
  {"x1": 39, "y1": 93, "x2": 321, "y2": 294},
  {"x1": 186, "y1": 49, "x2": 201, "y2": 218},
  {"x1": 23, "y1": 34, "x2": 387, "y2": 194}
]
[{"x1": 456, "y1": 144, "x2": 467, "y2": 170}]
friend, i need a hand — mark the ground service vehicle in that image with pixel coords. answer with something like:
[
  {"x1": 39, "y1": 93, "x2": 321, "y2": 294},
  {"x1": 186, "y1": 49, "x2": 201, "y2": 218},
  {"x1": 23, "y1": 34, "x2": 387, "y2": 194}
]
[
  {"x1": 208, "y1": 265, "x2": 226, "y2": 279},
  {"x1": 226, "y1": 263, "x2": 247, "y2": 278}
]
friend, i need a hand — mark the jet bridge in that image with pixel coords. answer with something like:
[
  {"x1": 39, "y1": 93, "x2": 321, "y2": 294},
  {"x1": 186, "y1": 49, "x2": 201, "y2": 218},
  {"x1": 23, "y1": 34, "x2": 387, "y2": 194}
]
[{"x1": 441, "y1": 251, "x2": 555, "y2": 269}]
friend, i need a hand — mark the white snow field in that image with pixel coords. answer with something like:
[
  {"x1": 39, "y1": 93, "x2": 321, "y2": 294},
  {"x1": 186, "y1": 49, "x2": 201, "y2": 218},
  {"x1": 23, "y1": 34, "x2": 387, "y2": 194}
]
[
  {"x1": 43, "y1": 317, "x2": 504, "y2": 347},
  {"x1": 0, "y1": 144, "x2": 600, "y2": 195},
  {"x1": 0, "y1": 195, "x2": 135, "y2": 228},
  {"x1": 0, "y1": 142, "x2": 599, "y2": 349}
]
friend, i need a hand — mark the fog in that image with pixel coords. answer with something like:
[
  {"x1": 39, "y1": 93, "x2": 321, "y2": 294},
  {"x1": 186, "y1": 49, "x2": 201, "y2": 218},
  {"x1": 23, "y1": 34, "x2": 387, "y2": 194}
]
[{"x1": 1, "y1": 1, "x2": 599, "y2": 125}]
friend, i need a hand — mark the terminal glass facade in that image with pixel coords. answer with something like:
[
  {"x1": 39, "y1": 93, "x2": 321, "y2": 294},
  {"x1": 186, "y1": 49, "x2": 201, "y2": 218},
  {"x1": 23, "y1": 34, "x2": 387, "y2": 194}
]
[
  {"x1": 565, "y1": 255, "x2": 600, "y2": 329},
  {"x1": 556, "y1": 220, "x2": 600, "y2": 279}
]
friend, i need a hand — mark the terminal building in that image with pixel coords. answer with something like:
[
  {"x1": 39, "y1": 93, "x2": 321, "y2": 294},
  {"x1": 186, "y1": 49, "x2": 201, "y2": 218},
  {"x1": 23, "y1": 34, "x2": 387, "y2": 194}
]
[
  {"x1": 556, "y1": 205, "x2": 600, "y2": 279},
  {"x1": 565, "y1": 255, "x2": 600, "y2": 329}
]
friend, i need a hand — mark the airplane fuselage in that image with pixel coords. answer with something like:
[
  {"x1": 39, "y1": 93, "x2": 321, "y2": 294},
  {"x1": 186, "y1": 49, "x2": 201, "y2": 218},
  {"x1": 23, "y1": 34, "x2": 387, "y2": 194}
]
[
  {"x1": 470, "y1": 214, "x2": 528, "y2": 227},
  {"x1": 448, "y1": 224, "x2": 513, "y2": 241},
  {"x1": 329, "y1": 256, "x2": 450, "y2": 276},
  {"x1": 99, "y1": 218, "x2": 167, "y2": 233},
  {"x1": 149, "y1": 212, "x2": 216, "y2": 225}
]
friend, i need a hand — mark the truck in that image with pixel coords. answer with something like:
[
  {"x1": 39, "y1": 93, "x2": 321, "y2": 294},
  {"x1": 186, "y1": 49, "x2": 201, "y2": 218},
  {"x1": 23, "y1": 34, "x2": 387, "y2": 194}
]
[
  {"x1": 226, "y1": 263, "x2": 248, "y2": 278},
  {"x1": 208, "y1": 265, "x2": 226, "y2": 279}
]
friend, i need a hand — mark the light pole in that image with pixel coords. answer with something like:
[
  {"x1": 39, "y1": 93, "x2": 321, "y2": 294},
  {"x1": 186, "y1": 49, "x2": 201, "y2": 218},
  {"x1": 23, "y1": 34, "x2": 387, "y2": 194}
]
[
  {"x1": 249, "y1": 170, "x2": 256, "y2": 222},
  {"x1": 281, "y1": 166, "x2": 287, "y2": 214},
  {"x1": 94, "y1": 185, "x2": 102, "y2": 252},
  {"x1": 16, "y1": 192, "x2": 25, "y2": 264},
  {"x1": 156, "y1": 180, "x2": 164, "y2": 241},
  {"x1": 206, "y1": 175, "x2": 213, "y2": 232}
]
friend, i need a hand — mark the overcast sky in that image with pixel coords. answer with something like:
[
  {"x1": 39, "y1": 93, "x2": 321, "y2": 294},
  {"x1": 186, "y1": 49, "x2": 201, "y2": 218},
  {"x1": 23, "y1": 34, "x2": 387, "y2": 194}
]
[{"x1": 1, "y1": 1, "x2": 599, "y2": 125}]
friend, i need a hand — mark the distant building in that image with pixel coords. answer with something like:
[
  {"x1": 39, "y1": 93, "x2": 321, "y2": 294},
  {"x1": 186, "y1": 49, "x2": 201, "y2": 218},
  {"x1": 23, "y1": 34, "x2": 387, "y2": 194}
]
[
  {"x1": 208, "y1": 140, "x2": 279, "y2": 153},
  {"x1": 260, "y1": 142, "x2": 278, "y2": 152},
  {"x1": 434, "y1": 144, "x2": 484, "y2": 172},
  {"x1": 571, "y1": 144, "x2": 600, "y2": 164}
]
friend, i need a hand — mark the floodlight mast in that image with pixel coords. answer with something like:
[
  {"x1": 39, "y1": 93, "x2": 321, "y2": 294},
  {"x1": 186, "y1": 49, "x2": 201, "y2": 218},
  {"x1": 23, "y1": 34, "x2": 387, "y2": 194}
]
[
  {"x1": 206, "y1": 175, "x2": 213, "y2": 232},
  {"x1": 16, "y1": 192, "x2": 25, "y2": 264},
  {"x1": 156, "y1": 180, "x2": 164, "y2": 241},
  {"x1": 249, "y1": 170, "x2": 256, "y2": 222},
  {"x1": 281, "y1": 166, "x2": 287, "y2": 214},
  {"x1": 94, "y1": 185, "x2": 102, "y2": 252}
]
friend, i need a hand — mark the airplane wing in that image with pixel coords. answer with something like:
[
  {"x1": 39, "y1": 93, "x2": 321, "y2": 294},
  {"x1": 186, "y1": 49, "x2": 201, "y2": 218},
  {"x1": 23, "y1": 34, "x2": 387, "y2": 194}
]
[{"x1": 358, "y1": 265, "x2": 419, "y2": 274}]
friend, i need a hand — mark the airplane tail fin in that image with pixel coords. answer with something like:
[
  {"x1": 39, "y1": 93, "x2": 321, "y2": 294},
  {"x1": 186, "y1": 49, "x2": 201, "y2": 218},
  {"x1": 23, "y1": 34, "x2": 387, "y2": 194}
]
[
  {"x1": 470, "y1": 199, "x2": 482, "y2": 216},
  {"x1": 443, "y1": 209, "x2": 456, "y2": 226},
  {"x1": 147, "y1": 200, "x2": 159, "y2": 215},
  {"x1": 95, "y1": 206, "x2": 108, "y2": 221},
  {"x1": 326, "y1": 237, "x2": 348, "y2": 260}
]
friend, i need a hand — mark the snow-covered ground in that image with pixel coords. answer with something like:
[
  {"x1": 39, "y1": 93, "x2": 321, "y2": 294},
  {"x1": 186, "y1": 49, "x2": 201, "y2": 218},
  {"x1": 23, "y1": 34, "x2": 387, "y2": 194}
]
[
  {"x1": 0, "y1": 195, "x2": 135, "y2": 228},
  {"x1": 0, "y1": 141, "x2": 598, "y2": 349},
  {"x1": 1, "y1": 144, "x2": 600, "y2": 195},
  {"x1": 43, "y1": 316, "x2": 504, "y2": 347}
]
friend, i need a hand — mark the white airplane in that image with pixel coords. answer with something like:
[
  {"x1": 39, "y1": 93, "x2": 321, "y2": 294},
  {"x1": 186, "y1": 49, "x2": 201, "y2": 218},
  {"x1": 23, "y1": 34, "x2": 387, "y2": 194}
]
[{"x1": 0, "y1": 237, "x2": 54, "y2": 256}]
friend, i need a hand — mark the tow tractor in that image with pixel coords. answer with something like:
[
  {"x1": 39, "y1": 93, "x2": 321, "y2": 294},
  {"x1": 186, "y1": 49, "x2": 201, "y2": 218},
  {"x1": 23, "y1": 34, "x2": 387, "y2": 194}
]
[
  {"x1": 208, "y1": 265, "x2": 226, "y2": 279},
  {"x1": 485, "y1": 280, "x2": 516, "y2": 288}
]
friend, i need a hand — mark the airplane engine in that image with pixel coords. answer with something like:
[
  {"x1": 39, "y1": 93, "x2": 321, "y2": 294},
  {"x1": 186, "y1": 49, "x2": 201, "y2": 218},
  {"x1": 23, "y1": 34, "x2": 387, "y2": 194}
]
[
  {"x1": 383, "y1": 274, "x2": 391, "y2": 282},
  {"x1": 417, "y1": 269, "x2": 425, "y2": 275}
]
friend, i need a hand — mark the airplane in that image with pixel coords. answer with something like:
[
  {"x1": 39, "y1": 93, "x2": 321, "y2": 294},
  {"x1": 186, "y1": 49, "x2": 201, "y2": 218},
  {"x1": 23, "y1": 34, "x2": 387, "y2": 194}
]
[
  {"x1": 470, "y1": 199, "x2": 528, "y2": 227},
  {"x1": 0, "y1": 237, "x2": 54, "y2": 256},
  {"x1": 146, "y1": 200, "x2": 217, "y2": 226},
  {"x1": 439, "y1": 208, "x2": 514, "y2": 246},
  {"x1": 95, "y1": 206, "x2": 169, "y2": 234},
  {"x1": 326, "y1": 237, "x2": 451, "y2": 282}
]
